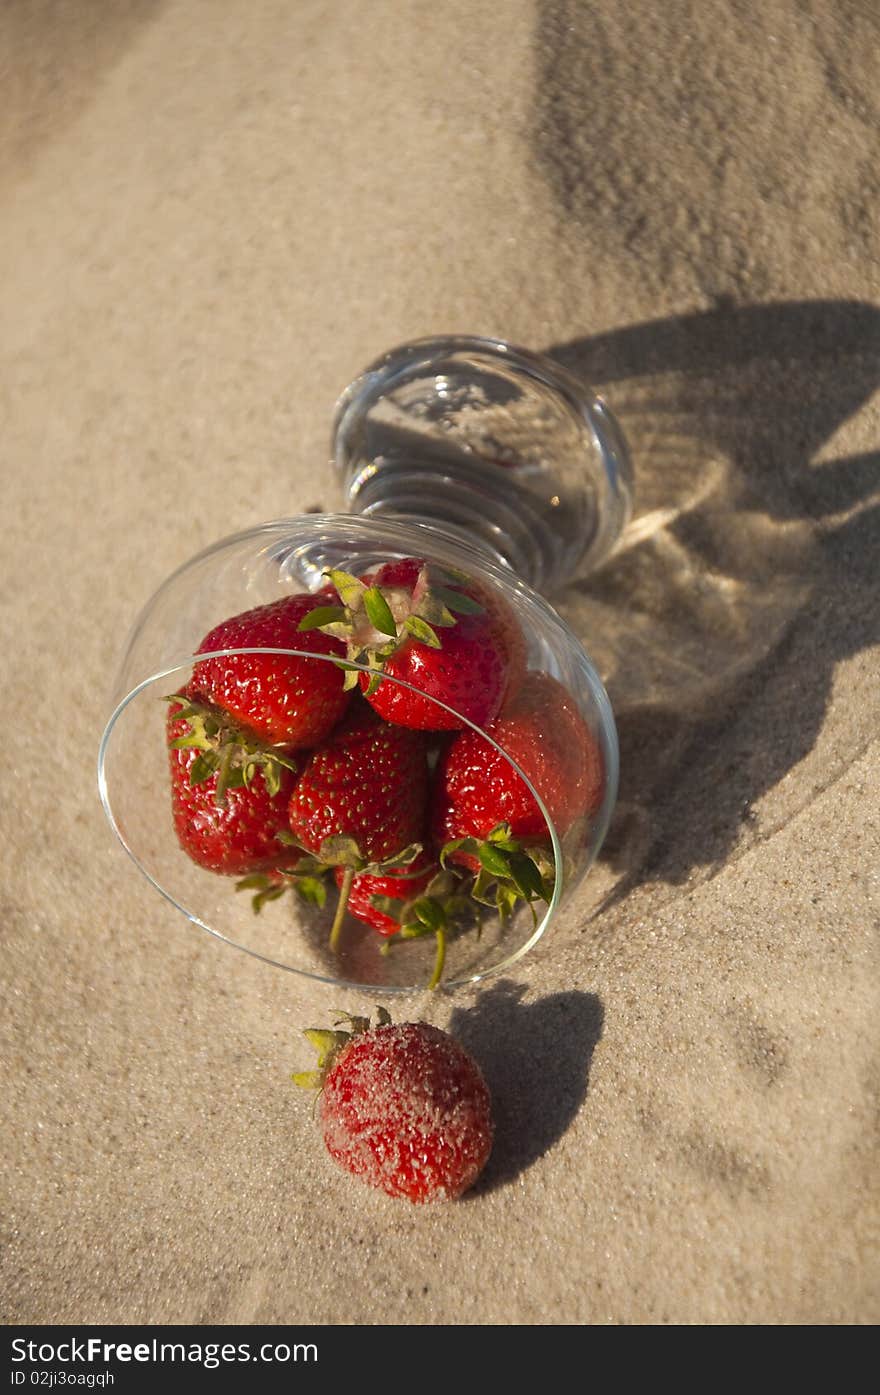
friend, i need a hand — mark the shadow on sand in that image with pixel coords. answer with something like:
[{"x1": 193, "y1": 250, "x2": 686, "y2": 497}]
[
  {"x1": 543, "y1": 300, "x2": 879, "y2": 898},
  {"x1": 451, "y1": 980, "x2": 604, "y2": 1192}
]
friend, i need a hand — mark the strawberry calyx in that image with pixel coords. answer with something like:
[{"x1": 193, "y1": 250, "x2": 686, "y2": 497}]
[
  {"x1": 164, "y1": 693, "x2": 298, "y2": 807},
  {"x1": 368, "y1": 868, "x2": 469, "y2": 934},
  {"x1": 292, "y1": 1006, "x2": 392, "y2": 1090},
  {"x1": 312, "y1": 835, "x2": 424, "y2": 876},
  {"x1": 325, "y1": 840, "x2": 424, "y2": 953},
  {"x1": 260, "y1": 822, "x2": 428, "y2": 954},
  {"x1": 280, "y1": 825, "x2": 425, "y2": 879},
  {"x1": 369, "y1": 867, "x2": 480, "y2": 990},
  {"x1": 440, "y1": 822, "x2": 556, "y2": 921},
  {"x1": 235, "y1": 851, "x2": 331, "y2": 913},
  {"x1": 235, "y1": 832, "x2": 426, "y2": 926},
  {"x1": 297, "y1": 563, "x2": 484, "y2": 695}
]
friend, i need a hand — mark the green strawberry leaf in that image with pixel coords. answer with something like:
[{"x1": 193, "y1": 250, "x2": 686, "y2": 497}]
[
  {"x1": 365, "y1": 842, "x2": 423, "y2": 874},
  {"x1": 294, "y1": 876, "x2": 327, "y2": 908},
  {"x1": 495, "y1": 884, "x2": 522, "y2": 920},
  {"x1": 477, "y1": 843, "x2": 513, "y2": 877},
  {"x1": 188, "y1": 751, "x2": 218, "y2": 786},
  {"x1": 235, "y1": 874, "x2": 288, "y2": 913},
  {"x1": 341, "y1": 666, "x2": 362, "y2": 691},
  {"x1": 412, "y1": 593, "x2": 458, "y2": 628},
  {"x1": 303, "y1": 1028, "x2": 351, "y2": 1067},
  {"x1": 404, "y1": 615, "x2": 442, "y2": 648},
  {"x1": 170, "y1": 722, "x2": 212, "y2": 751},
  {"x1": 433, "y1": 564, "x2": 474, "y2": 587},
  {"x1": 318, "y1": 835, "x2": 365, "y2": 868},
  {"x1": 221, "y1": 765, "x2": 248, "y2": 792},
  {"x1": 296, "y1": 604, "x2": 348, "y2": 632},
  {"x1": 407, "y1": 897, "x2": 446, "y2": 933},
  {"x1": 168, "y1": 696, "x2": 298, "y2": 806},
  {"x1": 281, "y1": 852, "x2": 331, "y2": 876},
  {"x1": 487, "y1": 822, "x2": 517, "y2": 847},
  {"x1": 235, "y1": 873, "x2": 273, "y2": 891},
  {"x1": 439, "y1": 835, "x2": 478, "y2": 870},
  {"x1": 291, "y1": 1070, "x2": 324, "y2": 1089},
  {"x1": 368, "y1": 894, "x2": 407, "y2": 920},
  {"x1": 431, "y1": 585, "x2": 484, "y2": 615},
  {"x1": 253, "y1": 884, "x2": 288, "y2": 912},
  {"x1": 270, "y1": 750, "x2": 299, "y2": 775},
  {"x1": 471, "y1": 868, "x2": 501, "y2": 908},
  {"x1": 236, "y1": 856, "x2": 332, "y2": 914},
  {"x1": 325, "y1": 569, "x2": 366, "y2": 609},
  {"x1": 261, "y1": 762, "x2": 282, "y2": 798},
  {"x1": 363, "y1": 671, "x2": 384, "y2": 697},
  {"x1": 363, "y1": 586, "x2": 398, "y2": 638},
  {"x1": 506, "y1": 851, "x2": 545, "y2": 900},
  {"x1": 442, "y1": 827, "x2": 555, "y2": 918},
  {"x1": 398, "y1": 921, "x2": 435, "y2": 942}
]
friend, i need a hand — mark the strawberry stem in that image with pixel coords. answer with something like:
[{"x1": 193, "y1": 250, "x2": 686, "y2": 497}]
[
  {"x1": 329, "y1": 867, "x2": 356, "y2": 953},
  {"x1": 426, "y1": 929, "x2": 446, "y2": 992},
  {"x1": 214, "y1": 741, "x2": 235, "y2": 807}
]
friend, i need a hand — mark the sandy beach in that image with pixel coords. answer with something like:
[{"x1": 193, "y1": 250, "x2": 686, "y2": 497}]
[{"x1": 1, "y1": 0, "x2": 878, "y2": 1324}]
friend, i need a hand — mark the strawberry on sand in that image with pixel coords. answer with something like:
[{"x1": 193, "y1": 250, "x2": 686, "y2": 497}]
[{"x1": 294, "y1": 1008, "x2": 493, "y2": 1203}]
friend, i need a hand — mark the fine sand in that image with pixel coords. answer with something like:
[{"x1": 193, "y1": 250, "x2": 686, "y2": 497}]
[{"x1": 2, "y1": 0, "x2": 878, "y2": 1324}]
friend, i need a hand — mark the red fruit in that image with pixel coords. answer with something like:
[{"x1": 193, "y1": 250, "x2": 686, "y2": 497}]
[
  {"x1": 295, "y1": 1012, "x2": 493, "y2": 1203},
  {"x1": 432, "y1": 670, "x2": 604, "y2": 849},
  {"x1": 474, "y1": 578, "x2": 527, "y2": 706},
  {"x1": 191, "y1": 592, "x2": 351, "y2": 748},
  {"x1": 288, "y1": 702, "x2": 428, "y2": 865},
  {"x1": 167, "y1": 693, "x2": 296, "y2": 875},
  {"x1": 367, "y1": 558, "x2": 516, "y2": 730},
  {"x1": 332, "y1": 851, "x2": 437, "y2": 937},
  {"x1": 316, "y1": 558, "x2": 523, "y2": 731}
]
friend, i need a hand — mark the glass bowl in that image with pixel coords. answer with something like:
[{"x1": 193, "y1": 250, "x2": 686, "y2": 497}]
[
  {"x1": 99, "y1": 336, "x2": 631, "y2": 993},
  {"x1": 99, "y1": 516, "x2": 618, "y2": 992}
]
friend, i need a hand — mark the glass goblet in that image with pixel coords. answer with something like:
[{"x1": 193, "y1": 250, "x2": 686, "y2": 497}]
[{"x1": 99, "y1": 339, "x2": 631, "y2": 993}]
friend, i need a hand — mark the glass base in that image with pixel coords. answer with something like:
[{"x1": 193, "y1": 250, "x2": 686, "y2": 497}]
[{"x1": 332, "y1": 336, "x2": 633, "y2": 594}]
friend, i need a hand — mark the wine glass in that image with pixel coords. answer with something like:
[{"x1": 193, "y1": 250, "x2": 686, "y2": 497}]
[{"x1": 98, "y1": 336, "x2": 632, "y2": 992}]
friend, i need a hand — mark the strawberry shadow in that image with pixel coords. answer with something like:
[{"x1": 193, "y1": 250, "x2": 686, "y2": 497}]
[
  {"x1": 544, "y1": 299, "x2": 880, "y2": 897},
  {"x1": 449, "y1": 979, "x2": 604, "y2": 1192}
]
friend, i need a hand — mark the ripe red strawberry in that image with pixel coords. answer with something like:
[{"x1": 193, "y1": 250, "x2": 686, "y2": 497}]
[
  {"x1": 191, "y1": 591, "x2": 351, "y2": 748},
  {"x1": 166, "y1": 691, "x2": 296, "y2": 875},
  {"x1": 432, "y1": 670, "x2": 605, "y2": 851},
  {"x1": 288, "y1": 701, "x2": 428, "y2": 865},
  {"x1": 332, "y1": 850, "x2": 437, "y2": 937},
  {"x1": 287, "y1": 701, "x2": 429, "y2": 949},
  {"x1": 304, "y1": 558, "x2": 524, "y2": 731},
  {"x1": 294, "y1": 1009, "x2": 493, "y2": 1203}
]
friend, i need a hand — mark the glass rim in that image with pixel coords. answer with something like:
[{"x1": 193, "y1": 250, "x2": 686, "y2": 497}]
[{"x1": 96, "y1": 646, "x2": 614, "y2": 992}]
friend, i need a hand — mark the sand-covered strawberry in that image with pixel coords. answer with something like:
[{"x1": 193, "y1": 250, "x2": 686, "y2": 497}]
[
  {"x1": 294, "y1": 1009, "x2": 493, "y2": 1203},
  {"x1": 166, "y1": 690, "x2": 297, "y2": 875},
  {"x1": 191, "y1": 591, "x2": 351, "y2": 748},
  {"x1": 300, "y1": 558, "x2": 524, "y2": 731}
]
